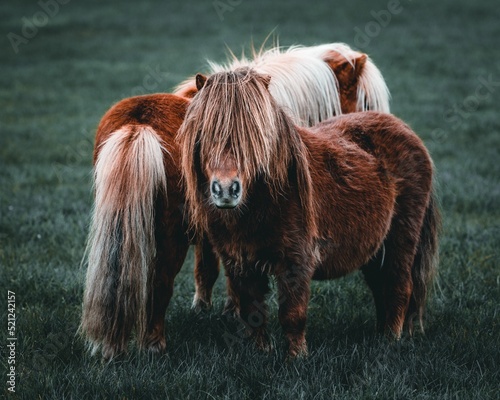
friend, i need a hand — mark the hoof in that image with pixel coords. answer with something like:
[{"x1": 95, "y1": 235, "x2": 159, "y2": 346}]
[
  {"x1": 254, "y1": 331, "x2": 273, "y2": 353},
  {"x1": 222, "y1": 297, "x2": 240, "y2": 317},
  {"x1": 286, "y1": 340, "x2": 308, "y2": 361},
  {"x1": 192, "y1": 295, "x2": 212, "y2": 313},
  {"x1": 143, "y1": 334, "x2": 166, "y2": 355},
  {"x1": 385, "y1": 327, "x2": 402, "y2": 341},
  {"x1": 100, "y1": 343, "x2": 124, "y2": 362}
]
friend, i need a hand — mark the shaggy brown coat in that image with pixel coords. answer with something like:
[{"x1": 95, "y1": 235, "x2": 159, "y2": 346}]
[{"x1": 178, "y1": 69, "x2": 439, "y2": 357}]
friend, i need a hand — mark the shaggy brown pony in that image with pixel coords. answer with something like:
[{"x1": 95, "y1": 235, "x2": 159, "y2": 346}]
[
  {"x1": 178, "y1": 69, "x2": 439, "y2": 358},
  {"x1": 176, "y1": 42, "x2": 391, "y2": 313}
]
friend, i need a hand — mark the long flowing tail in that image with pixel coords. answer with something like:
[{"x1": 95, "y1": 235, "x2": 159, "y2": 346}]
[
  {"x1": 80, "y1": 125, "x2": 167, "y2": 359},
  {"x1": 407, "y1": 189, "x2": 441, "y2": 334}
]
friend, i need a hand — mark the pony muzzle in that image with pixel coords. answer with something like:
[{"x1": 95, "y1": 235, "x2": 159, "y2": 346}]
[{"x1": 210, "y1": 177, "x2": 242, "y2": 209}]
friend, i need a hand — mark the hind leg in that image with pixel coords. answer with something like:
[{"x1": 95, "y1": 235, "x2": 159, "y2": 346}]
[
  {"x1": 361, "y1": 250, "x2": 387, "y2": 334},
  {"x1": 382, "y1": 255, "x2": 413, "y2": 339},
  {"x1": 363, "y1": 242, "x2": 417, "y2": 339},
  {"x1": 381, "y1": 218, "x2": 424, "y2": 339},
  {"x1": 383, "y1": 186, "x2": 431, "y2": 338},
  {"x1": 143, "y1": 209, "x2": 190, "y2": 353},
  {"x1": 192, "y1": 236, "x2": 220, "y2": 312}
]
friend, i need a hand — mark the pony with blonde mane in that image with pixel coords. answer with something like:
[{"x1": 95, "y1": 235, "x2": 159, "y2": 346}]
[
  {"x1": 178, "y1": 68, "x2": 439, "y2": 358},
  {"x1": 81, "y1": 42, "x2": 392, "y2": 360},
  {"x1": 175, "y1": 42, "x2": 391, "y2": 312}
]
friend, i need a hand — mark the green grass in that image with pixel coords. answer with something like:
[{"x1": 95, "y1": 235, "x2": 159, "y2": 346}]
[{"x1": 1, "y1": 0, "x2": 499, "y2": 398}]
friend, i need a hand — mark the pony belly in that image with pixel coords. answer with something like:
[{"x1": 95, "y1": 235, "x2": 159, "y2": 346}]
[
  {"x1": 311, "y1": 237, "x2": 385, "y2": 281},
  {"x1": 312, "y1": 255, "x2": 357, "y2": 280}
]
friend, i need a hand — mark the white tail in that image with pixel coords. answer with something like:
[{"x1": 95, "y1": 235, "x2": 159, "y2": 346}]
[{"x1": 81, "y1": 125, "x2": 167, "y2": 359}]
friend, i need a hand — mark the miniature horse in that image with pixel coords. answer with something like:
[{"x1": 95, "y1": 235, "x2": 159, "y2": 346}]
[
  {"x1": 80, "y1": 94, "x2": 190, "y2": 359},
  {"x1": 176, "y1": 42, "x2": 390, "y2": 312},
  {"x1": 81, "y1": 43, "x2": 391, "y2": 359},
  {"x1": 178, "y1": 69, "x2": 439, "y2": 358}
]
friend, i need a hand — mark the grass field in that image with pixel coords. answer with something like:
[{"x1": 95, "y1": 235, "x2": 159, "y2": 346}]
[{"x1": 1, "y1": 0, "x2": 499, "y2": 398}]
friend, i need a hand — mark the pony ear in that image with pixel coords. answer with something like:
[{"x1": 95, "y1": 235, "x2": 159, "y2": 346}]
[
  {"x1": 324, "y1": 51, "x2": 367, "y2": 83},
  {"x1": 195, "y1": 74, "x2": 207, "y2": 90},
  {"x1": 352, "y1": 54, "x2": 368, "y2": 78}
]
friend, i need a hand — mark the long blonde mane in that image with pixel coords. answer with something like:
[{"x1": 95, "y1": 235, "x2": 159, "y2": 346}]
[
  {"x1": 175, "y1": 42, "x2": 390, "y2": 125},
  {"x1": 292, "y1": 43, "x2": 390, "y2": 113},
  {"x1": 207, "y1": 46, "x2": 342, "y2": 126}
]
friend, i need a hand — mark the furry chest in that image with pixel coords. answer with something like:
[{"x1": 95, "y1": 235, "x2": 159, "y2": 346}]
[{"x1": 215, "y1": 239, "x2": 283, "y2": 276}]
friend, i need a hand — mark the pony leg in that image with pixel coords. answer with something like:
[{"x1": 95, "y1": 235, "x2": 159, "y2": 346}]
[
  {"x1": 382, "y1": 182, "x2": 433, "y2": 339},
  {"x1": 361, "y1": 251, "x2": 387, "y2": 333},
  {"x1": 192, "y1": 236, "x2": 220, "y2": 312},
  {"x1": 143, "y1": 209, "x2": 190, "y2": 353},
  {"x1": 381, "y1": 226, "x2": 421, "y2": 339},
  {"x1": 276, "y1": 268, "x2": 311, "y2": 358},
  {"x1": 227, "y1": 271, "x2": 270, "y2": 351},
  {"x1": 222, "y1": 269, "x2": 240, "y2": 317}
]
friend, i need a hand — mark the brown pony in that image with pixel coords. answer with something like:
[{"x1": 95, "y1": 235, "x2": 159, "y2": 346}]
[
  {"x1": 178, "y1": 69, "x2": 440, "y2": 358},
  {"x1": 175, "y1": 42, "x2": 391, "y2": 312},
  {"x1": 80, "y1": 42, "x2": 391, "y2": 360}
]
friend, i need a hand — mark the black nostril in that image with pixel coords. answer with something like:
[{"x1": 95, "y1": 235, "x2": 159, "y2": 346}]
[
  {"x1": 211, "y1": 180, "x2": 223, "y2": 198},
  {"x1": 229, "y1": 180, "x2": 241, "y2": 198}
]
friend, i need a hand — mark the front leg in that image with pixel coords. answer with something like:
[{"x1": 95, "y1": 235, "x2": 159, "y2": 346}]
[
  {"x1": 276, "y1": 267, "x2": 312, "y2": 358},
  {"x1": 192, "y1": 236, "x2": 220, "y2": 312},
  {"x1": 227, "y1": 270, "x2": 270, "y2": 351},
  {"x1": 222, "y1": 268, "x2": 240, "y2": 317}
]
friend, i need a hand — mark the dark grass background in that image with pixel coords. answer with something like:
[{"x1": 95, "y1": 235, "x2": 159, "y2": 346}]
[{"x1": 1, "y1": 0, "x2": 499, "y2": 398}]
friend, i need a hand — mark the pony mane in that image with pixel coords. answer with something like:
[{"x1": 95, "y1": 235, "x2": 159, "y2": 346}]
[
  {"x1": 174, "y1": 42, "x2": 390, "y2": 124},
  {"x1": 178, "y1": 68, "x2": 316, "y2": 235},
  {"x1": 294, "y1": 43, "x2": 391, "y2": 112},
  {"x1": 204, "y1": 45, "x2": 342, "y2": 126}
]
